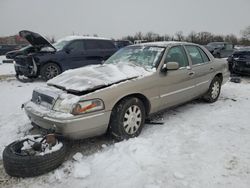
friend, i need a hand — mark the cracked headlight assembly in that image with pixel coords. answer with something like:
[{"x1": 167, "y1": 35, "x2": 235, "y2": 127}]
[
  {"x1": 53, "y1": 98, "x2": 74, "y2": 113},
  {"x1": 71, "y1": 99, "x2": 104, "y2": 115}
]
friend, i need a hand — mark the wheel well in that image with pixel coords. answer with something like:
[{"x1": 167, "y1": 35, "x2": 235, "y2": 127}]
[
  {"x1": 215, "y1": 73, "x2": 223, "y2": 83},
  {"x1": 114, "y1": 94, "x2": 151, "y2": 116}
]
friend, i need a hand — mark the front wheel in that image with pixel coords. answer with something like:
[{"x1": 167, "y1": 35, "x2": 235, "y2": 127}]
[
  {"x1": 109, "y1": 97, "x2": 145, "y2": 140},
  {"x1": 203, "y1": 77, "x2": 222, "y2": 103},
  {"x1": 40, "y1": 63, "x2": 61, "y2": 81}
]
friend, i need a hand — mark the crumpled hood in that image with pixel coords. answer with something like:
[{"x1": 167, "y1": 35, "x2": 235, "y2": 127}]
[{"x1": 47, "y1": 63, "x2": 152, "y2": 92}]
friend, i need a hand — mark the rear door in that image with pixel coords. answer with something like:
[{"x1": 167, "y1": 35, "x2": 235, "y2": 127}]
[
  {"x1": 83, "y1": 40, "x2": 104, "y2": 65},
  {"x1": 184, "y1": 45, "x2": 214, "y2": 95},
  {"x1": 237, "y1": 51, "x2": 250, "y2": 72},
  {"x1": 98, "y1": 40, "x2": 117, "y2": 60},
  {"x1": 158, "y1": 45, "x2": 198, "y2": 110}
]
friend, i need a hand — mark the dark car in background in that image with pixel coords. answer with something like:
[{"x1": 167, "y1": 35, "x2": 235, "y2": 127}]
[
  {"x1": 14, "y1": 30, "x2": 117, "y2": 80},
  {"x1": 0, "y1": 44, "x2": 24, "y2": 56},
  {"x1": 6, "y1": 45, "x2": 35, "y2": 59},
  {"x1": 227, "y1": 48, "x2": 250, "y2": 75},
  {"x1": 114, "y1": 40, "x2": 133, "y2": 49},
  {"x1": 206, "y1": 42, "x2": 234, "y2": 58}
]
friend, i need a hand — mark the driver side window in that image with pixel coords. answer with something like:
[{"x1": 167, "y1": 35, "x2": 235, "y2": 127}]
[
  {"x1": 165, "y1": 46, "x2": 189, "y2": 68},
  {"x1": 67, "y1": 40, "x2": 84, "y2": 52}
]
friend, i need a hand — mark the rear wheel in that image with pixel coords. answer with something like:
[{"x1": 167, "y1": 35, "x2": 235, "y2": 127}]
[
  {"x1": 109, "y1": 97, "x2": 145, "y2": 140},
  {"x1": 203, "y1": 77, "x2": 222, "y2": 103},
  {"x1": 40, "y1": 63, "x2": 61, "y2": 80}
]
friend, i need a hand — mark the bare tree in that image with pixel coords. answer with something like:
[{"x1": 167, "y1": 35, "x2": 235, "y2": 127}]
[
  {"x1": 241, "y1": 25, "x2": 250, "y2": 40},
  {"x1": 196, "y1": 32, "x2": 213, "y2": 45},
  {"x1": 186, "y1": 31, "x2": 197, "y2": 43},
  {"x1": 135, "y1": 32, "x2": 143, "y2": 40},
  {"x1": 224, "y1": 34, "x2": 238, "y2": 45},
  {"x1": 175, "y1": 31, "x2": 184, "y2": 41}
]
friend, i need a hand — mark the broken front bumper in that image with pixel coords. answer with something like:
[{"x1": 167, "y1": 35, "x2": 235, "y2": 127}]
[
  {"x1": 14, "y1": 57, "x2": 37, "y2": 77},
  {"x1": 24, "y1": 101, "x2": 111, "y2": 140}
]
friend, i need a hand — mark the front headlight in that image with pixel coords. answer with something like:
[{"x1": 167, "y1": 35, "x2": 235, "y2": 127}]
[
  {"x1": 53, "y1": 98, "x2": 73, "y2": 113},
  {"x1": 71, "y1": 99, "x2": 104, "y2": 115}
]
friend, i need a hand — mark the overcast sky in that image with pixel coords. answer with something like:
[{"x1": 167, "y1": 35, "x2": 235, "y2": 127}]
[{"x1": 0, "y1": 0, "x2": 250, "y2": 40}]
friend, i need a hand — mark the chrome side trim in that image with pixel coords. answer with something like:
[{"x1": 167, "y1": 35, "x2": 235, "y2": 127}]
[
  {"x1": 160, "y1": 85, "x2": 195, "y2": 98},
  {"x1": 160, "y1": 80, "x2": 210, "y2": 98},
  {"x1": 195, "y1": 80, "x2": 210, "y2": 86}
]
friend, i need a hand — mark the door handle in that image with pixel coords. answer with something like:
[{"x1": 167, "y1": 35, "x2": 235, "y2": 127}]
[{"x1": 210, "y1": 67, "x2": 214, "y2": 71}]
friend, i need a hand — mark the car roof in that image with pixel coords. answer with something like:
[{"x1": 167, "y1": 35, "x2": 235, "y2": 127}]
[
  {"x1": 132, "y1": 41, "x2": 196, "y2": 48},
  {"x1": 208, "y1": 42, "x2": 228, "y2": 44},
  {"x1": 57, "y1": 36, "x2": 111, "y2": 42}
]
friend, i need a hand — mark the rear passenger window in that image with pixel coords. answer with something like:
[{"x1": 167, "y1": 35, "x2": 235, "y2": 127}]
[
  {"x1": 197, "y1": 47, "x2": 210, "y2": 62},
  {"x1": 185, "y1": 45, "x2": 207, "y2": 65},
  {"x1": 99, "y1": 41, "x2": 115, "y2": 49},
  {"x1": 165, "y1": 46, "x2": 189, "y2": 68},
  {"x1": 84, "y1": 40, "x2": 100, "y2": 50}
]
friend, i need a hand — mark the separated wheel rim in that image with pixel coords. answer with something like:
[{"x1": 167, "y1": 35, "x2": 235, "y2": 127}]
[
  {"x1": 211, "y1": 81, "x2": 220, "y2": 99},
  {"x1": 123, "y1": 105, "x2": 142, "y2": 135}
]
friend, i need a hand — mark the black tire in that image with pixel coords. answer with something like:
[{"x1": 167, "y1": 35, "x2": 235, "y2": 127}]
[
  {"x1": 203, "y1": 76, "x2": 222, "y2": 103},
  {"x1": 2, "y1": 138, "x2": 68, "y2": 177},
  {"x1": 40, "y1": 63, "x2": 61, "y2": 81},
  {"x1": 109, "y1": 97, "x2": 145, "y2": 140}
]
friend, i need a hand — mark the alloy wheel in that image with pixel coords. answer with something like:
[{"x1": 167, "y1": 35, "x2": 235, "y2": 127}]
[{"x1": 46, "y1": 65, "x2": 59, "y2": 79}]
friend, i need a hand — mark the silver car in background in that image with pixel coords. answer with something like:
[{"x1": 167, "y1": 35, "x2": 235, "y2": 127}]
[{"x1": 24, "y1": 42, "x2": 229, "y2": 140}]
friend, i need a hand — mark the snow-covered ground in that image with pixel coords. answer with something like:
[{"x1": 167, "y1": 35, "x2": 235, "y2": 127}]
[
  {"x1": 0, "y1": 56, "x2": 15, "y2": 76},
  {"x1": 0, "y1": 55, "x2": 6, "y2": 64},
  {"x1": 0, "y1": 78, "x2": 250, "y2": 188}
]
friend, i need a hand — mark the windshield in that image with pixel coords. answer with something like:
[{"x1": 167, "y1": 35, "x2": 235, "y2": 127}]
[
  {"x1": 105, "y1": 46, "x2": 165, "y2": 70},
  {"x1": 53, "y1": 40, "x2": 70, "y2": 50}
]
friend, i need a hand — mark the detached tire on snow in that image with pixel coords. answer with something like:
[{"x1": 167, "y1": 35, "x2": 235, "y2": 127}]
[{"x1": 3, "y1": 139, "x2": 68, "y2": 177}]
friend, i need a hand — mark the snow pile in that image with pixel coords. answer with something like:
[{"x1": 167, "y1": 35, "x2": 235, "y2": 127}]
[
  {"x1": 0, "y1": 56, "x2": 15, "y2": 76},
  {"x1": 73, "y1": 152, "x2": 83, "y2": 162},
  {"x1": 47, "y1": 63, "x2": 153, "y2": 92},
  {"x1": 21, "y1": 138, "x2": 63, "y2": 156},
  {"x1": 73, "y1": 162, "x2": 91, "y2": 179},
  {"x1": 40, "y1": 142, "x2": 63, "y2": 156},
  {"x1": 0, "y1": 80, "x2": 45, "y2": 159},
  {"x1": 0, "y1": 55, "x2": 6, "y2": 64}
]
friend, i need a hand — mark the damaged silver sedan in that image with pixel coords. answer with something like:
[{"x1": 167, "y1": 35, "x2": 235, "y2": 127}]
[{"x1": 24, "y1": 42, "x2": 229, "y2": 140}]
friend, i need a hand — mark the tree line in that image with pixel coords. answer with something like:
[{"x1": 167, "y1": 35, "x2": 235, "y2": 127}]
[{"x1": 121, "y1": 26, "x2": 250, "y2": 46}]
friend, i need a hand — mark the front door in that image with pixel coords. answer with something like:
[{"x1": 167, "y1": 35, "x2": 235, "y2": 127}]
[
  {"x1": 158, "y1": 45, "x2": 198, "y2": 110},
  {"x1": 62, "y1": 40, "x2": 86, "y2": 70}
]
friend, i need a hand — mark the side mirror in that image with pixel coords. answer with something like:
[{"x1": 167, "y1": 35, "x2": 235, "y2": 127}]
[{"x1": 162, "y1": 62, "x2": 179, "y2": 72}]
